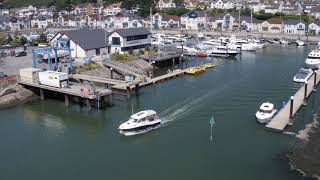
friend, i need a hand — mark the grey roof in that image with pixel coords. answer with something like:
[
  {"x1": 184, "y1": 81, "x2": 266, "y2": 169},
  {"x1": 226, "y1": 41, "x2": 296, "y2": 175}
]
[
  {"x1": 240, "y1": 16, "x2": 259, "y2": 23},
  {"x1": 182, "y1": 11, "x2": 207, "y2": 18},
  {"x1": 0, "y1": 15, "x2": 10, "y2": 23},
  {"x1": 283, "y1": 19, "x2": 305, "y2": 25},
  {"x1": 63, "y1": 29, "x2": 111, "y2": 50},
  {"x1": 114, "y1": 27, "x2": 151, "y2": 37}
]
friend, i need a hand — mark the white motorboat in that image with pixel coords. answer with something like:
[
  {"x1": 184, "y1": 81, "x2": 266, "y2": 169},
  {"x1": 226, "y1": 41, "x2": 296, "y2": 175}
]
[
  {"x1": 280, "y1": 39, "x2": 289, "y2": 44},
  {"x1": 305, "y1": 49, "x2": 320, "y2": 69},
  {"x1": 293, "y1": 68, "x2": 313, "y2": 83},
  {"x1": 269, "y1": 39, "x2": 280, "y2": 44},
  {"x1": 255, "y1": 102, "x2": 277, "y2": 124},
  {"x1": 296, "y1": 40, "x2": 305, "y2": 46},
  {"x1": 119, "y1": 110, "x2": 161, "y2": 136},
  {"x1": 197, "y1": 32, "x2": 204, "y2": 39},
  {"x1": 229, "y1": 39, "x2": 258, "y2": 51},
  {"x1": 206, "y1": 45, "x2": 238, "y2": 57}
]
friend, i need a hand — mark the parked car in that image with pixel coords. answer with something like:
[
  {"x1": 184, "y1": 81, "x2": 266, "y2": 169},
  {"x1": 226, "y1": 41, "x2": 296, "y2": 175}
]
[
  {"x1": 15, "y1": 51, "x2": 27, "y2": 57},
  {"x1": 0, "y1": 72, "x2": 7, "y2": 78}
]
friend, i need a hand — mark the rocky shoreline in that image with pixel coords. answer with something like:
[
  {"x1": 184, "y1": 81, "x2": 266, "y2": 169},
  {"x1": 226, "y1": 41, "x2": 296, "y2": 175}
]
[
  {"x1": 288, "y1": 113, "x2": 320, "y2": 179},
  {"x1": 0, "y1": 84, "x2": 39, "y2": 109}
]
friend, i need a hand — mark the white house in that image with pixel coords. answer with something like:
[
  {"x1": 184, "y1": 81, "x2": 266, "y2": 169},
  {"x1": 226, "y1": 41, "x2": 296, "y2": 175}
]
[
  {"x1": 211, "y1": 0, "x2": 235, "y2": 9},
  {"x1": 0, "y1": 9, "x2": 9, "y2": 15},
  {"x1": 57, "y1": 14, "x2": 77, "y2": 27},
  {"x1": 156, "y1": 0, "x2": 176, "y2": 10},
  {"x1": 246, "y1": 2, "x2": 266, "y2": 13},
  {"x1": 211, "y1": 13, "x2": 237, "y2": 31},
  {"x1": 264, "y1": 4, "x2": 280, "y2": 14},
  {"x1": 239, "y1": 16, "x2": 260, "y2": 31},
  {"x1": 283, "y1": 19, "x2": 305, "y2": 34},
  {"x1": 181, "y1": 11, "x2": 209, "y2": 30},
  {"x1": 108, "y1": 12, "x2": 143, "y2": 29},
  {"x1": 31, "y1": 15, "x2": 53, "y2": 29},
  {"x1": 151, "y1": 13, "x2": 180, "y2": 29},
  {"x1": 51, "y1": 29, "x2": 110, "y2": 58},
  {"x1": 310, "y1": 6, "x2": 320, "y2": 19},
  {"x1": 108, "y1": 27, "x2": 151, "y2": 54},
  {"x1": 103, "y1": 2, "x2": 122, "y2": 16},
  {"x1": 259, "y1": 18, "x2": 283, "y2": 33},
  {"x1": 308, "y1": 20, "x2": 320, "y2": 35}
]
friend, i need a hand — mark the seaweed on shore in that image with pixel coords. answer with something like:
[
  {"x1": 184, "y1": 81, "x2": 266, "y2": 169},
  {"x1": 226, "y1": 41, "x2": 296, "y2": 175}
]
[{"x1": 288, "y1": 112, "x2": 320, "y2": 179}]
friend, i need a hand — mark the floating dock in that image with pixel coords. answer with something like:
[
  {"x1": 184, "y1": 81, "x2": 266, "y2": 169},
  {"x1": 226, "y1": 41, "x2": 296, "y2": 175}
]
[{"x1": 266, "y1": 71, "x2": 320, "y2": 131}]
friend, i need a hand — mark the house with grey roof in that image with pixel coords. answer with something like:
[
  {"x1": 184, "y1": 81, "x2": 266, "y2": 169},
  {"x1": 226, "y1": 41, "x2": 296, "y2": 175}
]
[
  {"x1": 180, "y1": 11, "x2": 211, "y2": 30},
  {"x1": 211, "y1": 13, "x2": 237, "y2": 31},
  {"x1": 108, "y1": 27, "x2": 151, "y2": 54},
  {"x1": 310, "y1": 6, "x2": 320, "y2": 19},
  {"x1": 31, "y1": 15, "x2": 53, "y2": 29},
  {"x1": 108, "y1": 12, "x2": 143, "y2": 29},
  {"x1": 283, "y1": 19, "x2": 306, "y2": 34},
  {"x1": 51, "y1": 29, "x2": 111, "y2": 58},
  {"x1": 308, "y1": 20, "x2": 320, "y2": 35}
]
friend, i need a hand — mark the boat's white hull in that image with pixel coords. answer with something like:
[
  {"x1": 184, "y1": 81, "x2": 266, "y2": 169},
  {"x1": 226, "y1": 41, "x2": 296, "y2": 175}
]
[
  {"x1": 305, "y1": 58, "x2": 320, "y2": 69},
  {"x1": 255, "y1": 110, "x2": 277, "y2": 124}
]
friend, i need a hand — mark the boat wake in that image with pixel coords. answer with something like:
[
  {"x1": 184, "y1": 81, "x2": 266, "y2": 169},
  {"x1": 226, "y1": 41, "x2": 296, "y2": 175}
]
[{"x1": 158, "y1": 75, "x2": 249, "y2": 126}]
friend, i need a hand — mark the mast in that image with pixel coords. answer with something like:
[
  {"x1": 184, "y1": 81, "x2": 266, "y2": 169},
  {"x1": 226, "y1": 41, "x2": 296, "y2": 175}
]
[
  {"x1": 150, "y1": 7, "x2": 153, "y2": 34},
  {"x1": 250, "y1": 7, "x2": 252, "y2": 32},
  {"x1": 238, "y1": 7, "x2": 241, "y2": 32}
]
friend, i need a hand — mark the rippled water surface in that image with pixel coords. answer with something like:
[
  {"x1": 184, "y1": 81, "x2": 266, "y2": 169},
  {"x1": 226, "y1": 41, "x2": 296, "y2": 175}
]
[{"x1": 1, "y1": 45, "x2": 319, "y2": 180}]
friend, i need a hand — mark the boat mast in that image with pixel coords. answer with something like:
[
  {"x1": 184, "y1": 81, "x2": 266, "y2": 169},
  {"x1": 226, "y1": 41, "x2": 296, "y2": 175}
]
[
  {"x1": 150, "y1": 6, "x2": 153, "y2": 34},
  {"x1": 238, "y1": 6, "x2": 241, "y2": 32}
]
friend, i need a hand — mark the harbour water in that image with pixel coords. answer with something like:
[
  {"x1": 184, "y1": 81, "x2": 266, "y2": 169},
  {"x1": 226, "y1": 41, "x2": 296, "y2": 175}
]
[{"x1": 1, "y1": 44, "x2": 319, "y2": 180}]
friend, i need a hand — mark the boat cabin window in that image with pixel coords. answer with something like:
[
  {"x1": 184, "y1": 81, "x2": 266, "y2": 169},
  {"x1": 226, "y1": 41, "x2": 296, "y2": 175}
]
[
  {"x1": 307, "y1": 56, "x2": 320, "y2": 59},
  {"x1": 259, "y1": 109, "x2": 272, "y2": 113},
  {"x1": 147, "y1": 115, "x2": 155, "y2": 121}
]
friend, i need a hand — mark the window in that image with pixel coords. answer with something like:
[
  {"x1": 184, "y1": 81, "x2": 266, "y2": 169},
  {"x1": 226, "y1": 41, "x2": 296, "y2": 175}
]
[
  {"x1": 96, "y1": 48, "x2": 100, "y2": 55},
  {"x1": 112, "y1": 37, "x2": 120, "y2": 45},
  {"x1": 126, "y1": 35, "x2": 148, "y2": 41}
]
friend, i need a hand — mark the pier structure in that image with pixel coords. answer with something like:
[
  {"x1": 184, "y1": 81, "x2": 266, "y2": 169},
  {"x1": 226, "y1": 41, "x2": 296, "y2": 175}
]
[
  {"x1": 266, "y1": 70, "x2": 320, "y2": 131},
  {"x1": 19, "y1": 80, "x2": 112, "y2": 109}
]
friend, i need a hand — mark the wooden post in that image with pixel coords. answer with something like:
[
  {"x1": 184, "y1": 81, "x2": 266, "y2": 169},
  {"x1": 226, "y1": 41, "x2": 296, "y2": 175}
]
[
  {"x1": 172, "y1": 58, "x2": 175, "y2": 70},
  {"x1": 135, "y1": 83, "x2": 139, "y2": 96},
  {"x1": 179, "y1": 56, "x2": 182, "y2": 69},
  {"x1": 86, "y1": 99, "x2": 91, "y2": 110},
  {"x1": 64, "y1": 94, "x2": 69, "y2": 107},
  {"x1": 303, "y1": 81, "x2": 308, "y2": 106},
  {"x1": 313, "y1": 70, "x2": 317, "y2": 91},
  {"x1": 40, "y1": 89, "x2": 44, "y2": 100},
  {"x1": 290, "y1": 96, "x2": 294, "y2": 119},
  {"x1": 126, "y1": 86, "x2": 131, "y2": 99}
]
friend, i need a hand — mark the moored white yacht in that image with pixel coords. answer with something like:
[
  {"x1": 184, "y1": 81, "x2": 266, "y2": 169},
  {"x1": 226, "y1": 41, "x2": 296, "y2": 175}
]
[
  {"x1": 293, "y1": 68, "x2": 313, "y2": 83},
  {"x1": 280, "y1": 39, "x2": 289, "y2": 44},
  {"x1": 305, "y1": 49, "x2": 320, "y2": 69},
  {"x1": 119, "y1": 110, "x2": 161, "y2": 136},
  {"x1": 255, "y1": 102, "x2": 277, "y2": 124},
  {"x1": 296, "y1": 40, "x2": 305, "y2": 46},
  {"x1": 206, "y1": 45, "x2": 238, "y2": 57}
]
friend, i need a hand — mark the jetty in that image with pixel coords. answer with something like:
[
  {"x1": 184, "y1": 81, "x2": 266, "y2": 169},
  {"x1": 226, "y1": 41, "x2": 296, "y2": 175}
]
[
  {"x1": 19, "y1": 80, "x2": 112, "y2": 109},
  {"x1": 266, "y1": 71, "x2": 320, "y2": 131}
]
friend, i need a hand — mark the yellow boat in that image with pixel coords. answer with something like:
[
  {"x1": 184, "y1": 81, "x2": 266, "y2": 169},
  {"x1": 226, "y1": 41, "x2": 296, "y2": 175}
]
[
  {"x1": 186, "y1": 66, "x2": 206, "y2": 75},
  {"x1": 203, "y1": 63, "x2": 215, "y2": 69}
]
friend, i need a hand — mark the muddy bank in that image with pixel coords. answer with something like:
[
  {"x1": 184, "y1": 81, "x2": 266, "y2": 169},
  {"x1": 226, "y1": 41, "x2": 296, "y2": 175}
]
[
  {"x1": 0, "y1": 84, "x2": 39, "y2": 109},
  {"x1": 288, "y1": 113, "x2": 320, "y2": 179}
]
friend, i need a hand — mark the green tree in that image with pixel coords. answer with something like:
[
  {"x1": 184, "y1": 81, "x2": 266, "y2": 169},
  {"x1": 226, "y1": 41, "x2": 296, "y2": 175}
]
[
  {"x1": 37, "y1": 33, "x2": 48, "y2": 44},
  {"x1": 0, "y1": 33, "x2": 6, "y2": 45},
  {"x1": 20, "y1": 36, "x2": 28, "y2": 45},
  {"x1": 11, "y1": 36, "x2": 21, "y2": 47}
]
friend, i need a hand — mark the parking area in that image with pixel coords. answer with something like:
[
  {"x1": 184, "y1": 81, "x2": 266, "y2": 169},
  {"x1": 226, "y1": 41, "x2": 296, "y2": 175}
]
[{"x1": 0, "y1": 47, "x2": 35, "y2": 76}]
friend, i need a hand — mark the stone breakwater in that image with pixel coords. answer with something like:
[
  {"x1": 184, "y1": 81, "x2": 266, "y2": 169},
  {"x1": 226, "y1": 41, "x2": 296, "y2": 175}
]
[
  {"x1": 0, "y1": 84, "x2": 38, "y2": 109},
  {"x1": 288, "y1": 112, "x2": 320, "y2": 179}
]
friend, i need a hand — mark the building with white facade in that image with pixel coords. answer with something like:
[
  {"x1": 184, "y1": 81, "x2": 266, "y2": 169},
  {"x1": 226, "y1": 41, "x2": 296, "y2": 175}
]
[
  {"x1": 156, "y1": 0, "x2": 176, "y2": 10},
  {"x1": 283, "y1": 19, "x2": 305, "y2": 34},
  {"x1": 108, "y1": 27, "x2": 151, "y2": 54},
  {"x1": 308, "y1": 20, "x2": 320, "y2": 35},
  {"x1": 181, "y1": 11, "x2": 209, "y2": 30}
]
